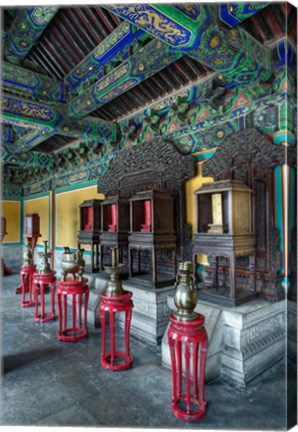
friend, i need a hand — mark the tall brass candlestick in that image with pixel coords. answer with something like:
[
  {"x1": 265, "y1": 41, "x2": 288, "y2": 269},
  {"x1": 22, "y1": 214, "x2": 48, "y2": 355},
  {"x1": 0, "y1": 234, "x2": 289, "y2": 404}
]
[{"x1": 104, "y1": 246, "x2": 124, "y2": 296}]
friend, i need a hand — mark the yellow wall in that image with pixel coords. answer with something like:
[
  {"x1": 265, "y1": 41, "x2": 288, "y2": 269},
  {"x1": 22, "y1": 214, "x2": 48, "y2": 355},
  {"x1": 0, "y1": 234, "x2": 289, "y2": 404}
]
[
  {"x1": 1, "y1": 200, "x2": 21, "y2": 243},
  {"x1": 55, "y1": 185, "x2": 104, "y2": 249},
  {"x1": 24, "y1": 195, "x2": 49, "y2": 245},
  {"x1": 185, "y1": 162, "x2": 213, "y2": 264}
]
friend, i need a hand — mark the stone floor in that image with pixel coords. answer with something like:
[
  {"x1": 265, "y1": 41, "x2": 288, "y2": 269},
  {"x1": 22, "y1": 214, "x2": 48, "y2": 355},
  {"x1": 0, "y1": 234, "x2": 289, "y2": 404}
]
[{"x1": 1, "y1": 273, "x2": 296, "y2": 430}]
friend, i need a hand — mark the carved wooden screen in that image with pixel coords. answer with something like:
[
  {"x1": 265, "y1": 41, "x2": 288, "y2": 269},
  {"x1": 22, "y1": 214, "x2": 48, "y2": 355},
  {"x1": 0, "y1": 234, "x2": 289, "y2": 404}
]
[
  {"x1": 98, "y1": 138, "x2": 196, "y2": 259},
  {"x1": 202, "y1": 127, "x2": 295, "y2": 300}
]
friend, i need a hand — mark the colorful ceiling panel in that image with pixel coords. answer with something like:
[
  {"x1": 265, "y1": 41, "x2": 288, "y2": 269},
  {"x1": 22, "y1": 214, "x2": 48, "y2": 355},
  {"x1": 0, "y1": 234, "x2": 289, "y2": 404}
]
[{"x1": 1, "y1": 2, "x2": 296, "y2": 187}]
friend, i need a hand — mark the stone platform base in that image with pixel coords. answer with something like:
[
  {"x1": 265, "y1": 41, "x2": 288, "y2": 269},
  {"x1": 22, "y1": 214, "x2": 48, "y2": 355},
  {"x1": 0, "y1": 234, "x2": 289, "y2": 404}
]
[
  {"x1": 78, "y1": 274, "x2": 175, "y2": 343},
  {"x1": 287, "y1": 299, "x2": 297, "y2": 362},
  {"x1": 162, "y1": 296, "x2": 286, "y2": 387},
  {"x1": 54, "y1": 266, "x2": 289, "y2": 388},
  {"x1": 115, "y1": 281, "x2": 175, "y2": 344}
]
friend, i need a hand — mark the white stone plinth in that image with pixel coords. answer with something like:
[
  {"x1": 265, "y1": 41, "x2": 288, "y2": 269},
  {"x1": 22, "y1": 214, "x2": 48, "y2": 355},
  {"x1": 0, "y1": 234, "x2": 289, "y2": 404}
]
[
  {"x1": 78, "y1": 275, "x2": 175, "y2": 341},
  {"x1": 118, "y1": 281, "x2": 175, "y2": 344},
  {"x1": 162, "y1": 296, "x2": 286, "y2": 387},
  {"x1": 287, "y1": 299, "x2": 297, "y2": 361}
]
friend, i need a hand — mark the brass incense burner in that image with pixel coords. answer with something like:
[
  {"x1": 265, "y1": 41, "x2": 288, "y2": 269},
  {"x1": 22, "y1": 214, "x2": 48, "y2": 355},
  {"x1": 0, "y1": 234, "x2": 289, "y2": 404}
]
[
  {"x1": 104, "y1": 246, "x2": 124, "y2": 296},
  {"x1": 38, "y1": 240, "x2": 52, "y2": 274},
  {"x1": 174, "y1": 261, "x2": 198, "y2": 321},
  {"x1": 61, "y1": 247, "x2": 85, "y2": 281},
  {"x1": 23, "y1": 243, "x2": 34, "y2": 267}
]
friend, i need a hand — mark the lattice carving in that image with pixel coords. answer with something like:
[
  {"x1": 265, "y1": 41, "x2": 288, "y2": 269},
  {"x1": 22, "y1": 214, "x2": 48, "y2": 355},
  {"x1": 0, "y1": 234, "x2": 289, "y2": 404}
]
[
  {"x1": 98, "y1": 138, "x2": 196, "y2": 259},
  {"x1": 268, "y1": 227, "x2": 282, "y2": 274},
  {"x1": 203, "y1": 128, "x2": 295, "y2": 181},
  {"x1": 182, "y1": 223, "x2": 192, "y2": 261},
  {"x1": 98, "y1": 138, "x2": 195, "y2": 197},
  {"x1": 199, "y1": 128, "x2": 294, "y2": 301},
  {"x1": 255, "y1": 179, "x2": 267, "y2": 253}
]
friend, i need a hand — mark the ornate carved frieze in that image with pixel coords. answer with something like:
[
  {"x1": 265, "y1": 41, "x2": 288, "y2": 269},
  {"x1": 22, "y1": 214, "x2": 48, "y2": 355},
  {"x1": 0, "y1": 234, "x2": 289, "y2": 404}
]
[
  {"x1": 98, "y1": 138, "x2": 196, "y2": 259},
  {"x1": 198, "y1": 128, "x2": 291, "y2": 301},
  {"x1": 98, "y1": 138, "x2": 195, "y2": 197},
  {"x1": 203, "y1": 128, "x2": 289, "y2": 181}
]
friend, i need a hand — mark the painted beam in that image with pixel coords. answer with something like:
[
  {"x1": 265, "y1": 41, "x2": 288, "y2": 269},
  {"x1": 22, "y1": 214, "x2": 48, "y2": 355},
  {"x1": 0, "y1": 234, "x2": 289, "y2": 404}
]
[
  {"x1": 1, "y1": 94, "x2": 121, "y2": 144},
  {"x1": 219, "y1": 3, "x2": 268, "y2": 27},
  {"x1": 103, "y1": 4, "x2": 270, "y2": 90},
  {"x1": 103, "y1": 4, "x2": 211, "y2": 50},
  {"x1": 65, "y1": 21, "x2": 145, "y2": 91},
  {"x1": 13, "y1": 130, "x2": 55, "y2": 153},
  {"x1": 1, "y1": 144, "x2": 53, "y2": 169},
  {"x1": 2, "y1": 125, "x2": 14, "y2": 143},
  {"x1": 4, "y1": 6, "x2": 58, "y2": 63},
  {"x1": 2, "y1": 61, "x2": 66, "y2": 103},
  {"x1": 68, "y1": 38, "x2": 182, "y2": 118},
  {"x1": 188, "y1": 23, "x2": 271, "y2": 89}
]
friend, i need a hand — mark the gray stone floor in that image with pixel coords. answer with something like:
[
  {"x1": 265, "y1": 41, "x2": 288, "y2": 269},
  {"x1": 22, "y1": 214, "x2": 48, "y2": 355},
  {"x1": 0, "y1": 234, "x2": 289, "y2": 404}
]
[{"x1": 1, "y1": 273, "x2": 296, "y2": 429}]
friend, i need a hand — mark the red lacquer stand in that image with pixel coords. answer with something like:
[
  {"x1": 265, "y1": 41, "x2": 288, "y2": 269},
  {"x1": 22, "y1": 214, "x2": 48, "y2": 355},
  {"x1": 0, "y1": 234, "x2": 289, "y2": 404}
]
[
  {"x1": 168, "y1": 313, "x2": 208, "y2": 422},
  {"x1": 33, "y1": 272, "x2": 56, "y2": 322},
  {"x1": 100, "y1": 291, "x2": 134, "y2": 371},
  {"x1": 20, "y1": 265, "x2": 36, "y2": 307},
  {"x1": 57, "y1": 278, "x2": 89, "y2": 342}
]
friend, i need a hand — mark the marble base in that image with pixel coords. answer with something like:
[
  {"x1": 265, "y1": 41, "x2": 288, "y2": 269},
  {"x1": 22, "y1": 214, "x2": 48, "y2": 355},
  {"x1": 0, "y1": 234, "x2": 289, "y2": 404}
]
[
  {"x1": 287, "y1": 300, "x2": 297, "y2": 362},
  {"x1": 81, "y1": 275, "x2": 175, "y2": 343},
  {"x1": 118, "y1": 281, "x2": 175, "y2": 344},
  {"x1": 162, "y1": 296, "x2": 286, "y2": 387}
]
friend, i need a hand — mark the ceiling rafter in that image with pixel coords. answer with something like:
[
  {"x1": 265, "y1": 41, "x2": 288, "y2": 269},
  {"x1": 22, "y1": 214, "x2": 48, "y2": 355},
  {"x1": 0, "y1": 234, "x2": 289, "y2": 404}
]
[
  {"x1": 5, "y1": 6, "x2": 58, "y2": 63},
  {"x1": 1, "y1": 93, "x2": 120, "y2": 145}
]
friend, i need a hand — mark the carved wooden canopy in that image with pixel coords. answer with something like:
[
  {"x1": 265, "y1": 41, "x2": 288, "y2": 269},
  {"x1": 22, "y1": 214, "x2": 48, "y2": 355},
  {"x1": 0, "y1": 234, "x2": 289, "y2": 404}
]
[
  {"x1": 98, "y1": 138, "x2": 195, "y2": 197},
  {"x1": 203, "y1": 128, "x2": 296, "y2": 182}
]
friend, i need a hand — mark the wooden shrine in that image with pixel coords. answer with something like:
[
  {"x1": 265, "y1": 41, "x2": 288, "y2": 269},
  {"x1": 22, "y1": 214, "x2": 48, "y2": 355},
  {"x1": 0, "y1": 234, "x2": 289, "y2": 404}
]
[
  {"x1": 193, "y1": 128, "x2": 293, "y2": 304},
  {"x1": 77, "y1": 199, "x2": 102, "y2": 273},
  {"x1": 193, "y1": 180, "x2": 256, "y2": 306},
  {"x1": 100, "y1": 195, "x2": 130, "y2": 272},
  {"x1": 129, "y1": 190, "x2": 177, "y2": 287},
  {"x1": 24, "y1": 213, "x2": 41, "y2": 253},
  {"x1": 98, "y1": 138, "x2": 195, "y2": 287}
]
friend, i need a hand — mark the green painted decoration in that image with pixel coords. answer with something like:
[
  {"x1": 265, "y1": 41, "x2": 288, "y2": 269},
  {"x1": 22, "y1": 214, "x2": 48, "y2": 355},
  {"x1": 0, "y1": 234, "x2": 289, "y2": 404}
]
[
  {"x1": 189, "y1": 23, "x2": 271, "y2": 88},
  {"x1": 219, "y1": 3, "x2": 268, "y2": 27},
  {"x1": 68, "y1": 38, "x2": 182, "y2": 118},
  {"x1": 103, "y1": 4, "x2": 194, "y2": 48},
  {"x1": 66, "y1": 22, "x2": 146, "y2": 91},
  {"x1": 13, "y1": 130, "x2": 55, "y2": 153},
  {"x1": 1, "y1": 93, "x2": 120, "y2": 144},
  {"x1": 5, "y1": 6, "x2": 58, "y2": 63},
  {"x1": 2, "y1": 62, "x2": 66, "y2": 103}
]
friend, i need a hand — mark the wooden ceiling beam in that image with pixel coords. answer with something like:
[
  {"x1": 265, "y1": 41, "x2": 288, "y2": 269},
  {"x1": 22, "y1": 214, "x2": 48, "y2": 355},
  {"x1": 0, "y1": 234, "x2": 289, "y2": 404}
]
[
  {"x1": 68, "y1": 38, "x2": 183, "y2": 118},
  {"x1": 2, "y1": 61, "x2": 67, "y2": 103},
  {"x1": 4, "y1": 6, "x2": 58, "y2": 63},
  {"x1": 1, "y1": 93, "x2": 121, "y2": 145}
]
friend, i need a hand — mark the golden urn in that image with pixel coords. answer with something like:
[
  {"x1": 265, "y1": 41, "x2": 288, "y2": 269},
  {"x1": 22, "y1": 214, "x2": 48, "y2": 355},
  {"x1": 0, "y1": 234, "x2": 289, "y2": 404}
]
[
  {"x1": 104, "y1": 246, "x2": 124, "y2": 296},
  {"x1": 61, "y1": 247, "x2": 85, "y2": 281},
  {"x1": 174, "y1": 261, "x2": 198, "y2": 321},
  {"x1": 23, "y1": 243, "x2": 34, "y2": 267}
]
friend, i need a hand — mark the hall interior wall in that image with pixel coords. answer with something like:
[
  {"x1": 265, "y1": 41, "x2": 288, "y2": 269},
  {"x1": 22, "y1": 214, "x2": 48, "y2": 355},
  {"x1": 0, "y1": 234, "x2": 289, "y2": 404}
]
[
  {"x1": 1, "y1": 166, "x2": 207, "y2": 269},
  {"x1": 1, "y1": 199, "x2": 21, "y2": 244}
]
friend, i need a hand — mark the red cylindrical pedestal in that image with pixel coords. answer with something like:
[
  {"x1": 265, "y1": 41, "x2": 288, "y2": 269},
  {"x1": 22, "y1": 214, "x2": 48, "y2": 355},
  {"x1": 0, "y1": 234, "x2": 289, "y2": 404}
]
[
  {"x1": 99, "y1": 291, "x2": 134, "y2": 371},
  {"x1": 33, "y1": 272, "x2": 56, "y2": 322},
  {"x1": 20, "y1": 265, "x2": 36, "y2": 307},
  {"x1": 57, "y1": 278, "x2": 89, "y2": 343},
  {"x1": 168, "y1": 313, "x2": 208, "y2": 422}
]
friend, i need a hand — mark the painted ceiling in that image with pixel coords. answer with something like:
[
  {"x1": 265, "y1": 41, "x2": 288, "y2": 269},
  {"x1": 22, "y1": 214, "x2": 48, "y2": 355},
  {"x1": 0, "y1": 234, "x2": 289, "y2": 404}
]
[{"x1": 1, "y1": 3, "x2": 297, "y2": 193}]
